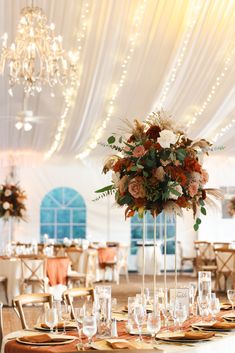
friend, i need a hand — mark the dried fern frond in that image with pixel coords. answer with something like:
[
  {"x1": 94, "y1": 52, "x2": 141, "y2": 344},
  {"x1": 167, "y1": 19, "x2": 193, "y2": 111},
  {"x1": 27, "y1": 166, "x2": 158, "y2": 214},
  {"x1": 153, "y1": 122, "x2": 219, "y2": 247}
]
[
  {"x1": 205, "y1": 188, "x2": 224, "y2": 200},
  {"x1": 163, "y1": 201, "x2": 183, "y2": 217}
]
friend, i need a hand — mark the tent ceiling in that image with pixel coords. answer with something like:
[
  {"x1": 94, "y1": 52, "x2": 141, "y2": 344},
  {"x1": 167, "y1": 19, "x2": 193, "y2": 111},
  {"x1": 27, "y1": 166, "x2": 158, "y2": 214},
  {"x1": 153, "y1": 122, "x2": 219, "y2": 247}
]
[{"x1": 0, "y1": 0, "x2": 234, "y2": 166}]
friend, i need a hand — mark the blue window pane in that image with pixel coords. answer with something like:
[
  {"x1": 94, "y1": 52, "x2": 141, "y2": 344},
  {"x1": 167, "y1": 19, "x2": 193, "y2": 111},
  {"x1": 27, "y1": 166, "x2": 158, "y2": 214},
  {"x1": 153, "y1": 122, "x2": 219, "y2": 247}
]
[
  {"x1": 131, "y1": 226, "x2": 143, "y2": 240},
  {"x1": 40, "y1": 225, "x2": 55, "y2": 238},
  {"x1": 57, "y1": 209, "x2": 70, "y2": 223},
  {"x1": 73, "y1": 209, "x2": 86, "y2": 223},
  {"x1": 68, "y1": 194, "x2": 85, "y2": 208},
  {"x1": 50, "y1": 188, "x2": 63, "y2": 205},
  {"x1": 131, "y1": 214, "x2": 142, "y2": 224},
  {"x1": 40, "y1": 209, "x2": 55, "y2": 223},
  {"x1": 57, "y1": 225, "x2": 71, "y2": 239},
  {"x1": 41, "y1": 196, "x2": 59, "y2": 208},
  {"x1": 63, "y1": 188, "x2": 78, "y2": 205},
  {"x1": 73, "y1": 226, "x2": 86, "y2": 238}
]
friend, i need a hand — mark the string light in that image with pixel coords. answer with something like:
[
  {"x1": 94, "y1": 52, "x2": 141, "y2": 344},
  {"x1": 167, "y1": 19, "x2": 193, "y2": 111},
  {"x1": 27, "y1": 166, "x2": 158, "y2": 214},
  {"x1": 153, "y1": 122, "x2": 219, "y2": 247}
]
[
  {"x1": 76, "y1": 0, "x2": 148, "y2": 160},
  {"x1": 211, "y1": 118, "x2": 235, "y2": 142},
  {"x1": 153, "y1": 1, "x2": 203, "y2": 110},
  {"x1": 186, "y1": 47, "x2": 235, "y2": 128},
  {"x1": 44, "y1": 1, "x2": 90, "y2": 160}
]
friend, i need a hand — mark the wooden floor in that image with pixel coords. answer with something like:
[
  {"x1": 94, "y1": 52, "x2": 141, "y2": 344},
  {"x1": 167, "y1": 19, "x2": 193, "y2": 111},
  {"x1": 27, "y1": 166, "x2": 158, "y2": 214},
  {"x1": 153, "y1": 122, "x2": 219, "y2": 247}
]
[{"x1": 1, "y1": 273, "x2": 203, "y2": 335}]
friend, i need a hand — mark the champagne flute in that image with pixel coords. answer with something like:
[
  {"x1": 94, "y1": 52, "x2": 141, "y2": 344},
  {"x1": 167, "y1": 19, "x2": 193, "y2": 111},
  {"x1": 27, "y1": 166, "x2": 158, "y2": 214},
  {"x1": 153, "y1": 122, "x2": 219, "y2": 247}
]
[
  {"x1": 74, "y1": 307, "x2": 85, "y2": 348},
  {"x1": 147, "y1": 312, "x2": 161, "y2": 343},
  {"x1": 227, "y1": 290, "x2": 235, "y2": 311},
  {"x1": 60, "y1": 304, "x2": 71, "y2": 334},
  {"x1": 161, "y1": 303, "x2": 171, "y2": 331},
  {"x1": 134, "y1": 304, "x2": 145, "y2": 341},
  {"x1": 82, "y1": 315, "x2": 97, "y2": 347},
  {"x1": 45, "y1": 308, "x2": 58, "y2": 334}
]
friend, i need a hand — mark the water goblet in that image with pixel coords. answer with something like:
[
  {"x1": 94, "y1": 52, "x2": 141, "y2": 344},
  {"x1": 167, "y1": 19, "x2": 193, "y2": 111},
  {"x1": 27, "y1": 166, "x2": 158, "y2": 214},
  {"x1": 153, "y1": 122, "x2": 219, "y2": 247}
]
[
  {"x1": 82, "y1": 315, "x2": 97, "y2": 347},
  {"x1": 60, "y1": 304, "x2": 71, "y2": 334},
  {"x1": 147, "y1": 312, "x2": 161, "y2": 343},
  {"x1": 227, "y1": 290, "x2": 235, "y2": 311},
  {"x1": 45, "y1": 308, "x2": 58, "y2": 334},
  {"x1": 134, "y1": 304, "x2": 146, "y2": 341},
  {"x1": 209, "y1": 297, "x2": 220, "y2": 321},
  {"x1": 174, "y1": 304, "x2": 187, "y2": 331}
]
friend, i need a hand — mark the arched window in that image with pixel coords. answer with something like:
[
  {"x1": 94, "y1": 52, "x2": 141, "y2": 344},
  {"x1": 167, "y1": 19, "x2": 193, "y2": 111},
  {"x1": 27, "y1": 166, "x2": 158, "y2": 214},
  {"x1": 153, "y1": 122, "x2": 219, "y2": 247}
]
[
  {"x1": 40, "y1": 187, "x2": 86, "y2": 242},
  {"x1": 130, "y1": 211, "x2": 176, "y2": 255}
]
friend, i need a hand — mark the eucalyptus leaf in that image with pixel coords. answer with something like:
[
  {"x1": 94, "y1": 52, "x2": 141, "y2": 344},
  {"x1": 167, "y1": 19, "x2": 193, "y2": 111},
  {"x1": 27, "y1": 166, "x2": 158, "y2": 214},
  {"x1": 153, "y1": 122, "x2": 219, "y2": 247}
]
[
  {"x1": 201, "y1": 206, "x2": 207, "y2": 215},
  {"x1": 107, "y1": 136, "x2": 115, "y2": 144},
  {"x1": 193, "y1": 223, "x2": 199, "y2": 231}
]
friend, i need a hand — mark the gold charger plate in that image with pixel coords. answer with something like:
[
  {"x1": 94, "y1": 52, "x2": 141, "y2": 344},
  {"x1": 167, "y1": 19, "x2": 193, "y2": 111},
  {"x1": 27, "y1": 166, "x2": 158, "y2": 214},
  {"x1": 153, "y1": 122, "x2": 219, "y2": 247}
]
[
  {"x1": 16, "y1": 334, "x2": 76, "y2": 346},
  {"x1": 192, "y1": 323, "x2": 235, "y2": 332}
]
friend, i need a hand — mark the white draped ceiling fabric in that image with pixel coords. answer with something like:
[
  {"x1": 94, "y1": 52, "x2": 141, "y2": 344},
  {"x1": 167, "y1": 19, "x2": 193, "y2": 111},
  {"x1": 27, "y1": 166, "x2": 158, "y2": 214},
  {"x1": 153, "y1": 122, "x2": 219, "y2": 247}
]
[{"x1": 0, "y1": 0, "x2": 234, "y2": 166}]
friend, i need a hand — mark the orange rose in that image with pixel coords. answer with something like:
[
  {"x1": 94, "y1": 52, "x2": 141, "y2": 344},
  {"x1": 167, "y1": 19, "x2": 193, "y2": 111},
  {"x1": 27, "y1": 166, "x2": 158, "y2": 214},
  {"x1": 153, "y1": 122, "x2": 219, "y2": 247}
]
[{"x1": 128, "y1": 176, "x2": 146, "y2": 198}]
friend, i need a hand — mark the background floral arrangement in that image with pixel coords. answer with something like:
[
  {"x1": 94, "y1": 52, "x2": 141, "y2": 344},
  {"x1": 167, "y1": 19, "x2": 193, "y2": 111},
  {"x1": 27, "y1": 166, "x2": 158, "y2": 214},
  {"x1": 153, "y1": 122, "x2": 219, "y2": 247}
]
[
  {"x1": 0, "y1": 183, "x2": 27, "y2": 221},
  {"x1": 227, "y1": 197, "x2": 235, "y2": 217},
  {"x1": 95, "y1": 111, "x2": 221, "y2": 230}
]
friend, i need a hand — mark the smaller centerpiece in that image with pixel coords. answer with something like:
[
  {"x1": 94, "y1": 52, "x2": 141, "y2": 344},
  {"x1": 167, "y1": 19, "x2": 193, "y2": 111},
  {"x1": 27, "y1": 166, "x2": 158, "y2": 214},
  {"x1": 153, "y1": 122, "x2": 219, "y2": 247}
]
[{"x1": 0, "y1": 183, "x2": 27, "y2": 221}]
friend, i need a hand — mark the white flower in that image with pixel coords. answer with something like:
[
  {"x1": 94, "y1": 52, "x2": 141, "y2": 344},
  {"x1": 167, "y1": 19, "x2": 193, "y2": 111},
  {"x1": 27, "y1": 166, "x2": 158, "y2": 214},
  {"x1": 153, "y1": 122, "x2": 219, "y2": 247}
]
[
  {"x1": 157, "y1": 129, "x2": 178, "y2": 148},
  {"x1": 4, "y1": 189, "x2": 12, "y2": 197},
  {"x1": 3, "y1": 201, "x2": 10, "y2": 210},
  {"x1": 168, "y1": 182, "x2": 183, "y2": 200},
  {"x1": 112, "y1": 172, "x2": 120, "y2": 187}
]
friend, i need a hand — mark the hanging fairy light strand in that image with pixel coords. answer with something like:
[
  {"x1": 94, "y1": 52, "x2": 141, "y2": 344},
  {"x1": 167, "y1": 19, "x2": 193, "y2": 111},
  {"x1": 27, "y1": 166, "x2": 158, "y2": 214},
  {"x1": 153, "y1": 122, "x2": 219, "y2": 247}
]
[
  {"x1": 211, "y1": 117, "x2": 235, "y2": 142},
  {"x1": 76, "y1": 0, "x2": 148, "y2": 160},
  {"x1": 153, "y1": 1, "x2": 203, "y2": 110},
  {"x1": 44, "y1": 1, "x2": 90, "y2": 160},
  {"x1": 186, "y1": 47, "x2": 235, "y2": 129}
]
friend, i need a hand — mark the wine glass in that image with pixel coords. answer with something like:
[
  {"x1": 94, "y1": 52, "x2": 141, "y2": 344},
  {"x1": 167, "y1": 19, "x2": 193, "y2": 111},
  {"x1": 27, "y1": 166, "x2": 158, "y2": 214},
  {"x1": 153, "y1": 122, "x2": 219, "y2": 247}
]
[
  {"x1": 161, "y1": 303, "x2": 171, "y2": 331},
  {"x1": 227, "y1": 290, "x2": 235, "y2": 311},
  {"x1": 82, "y1": 315, "x2": 97, "y2": 347},
  {"x1": 45, "y1": 308, "x2": 58, "y2": 334},
  {"x1": 134, "y1": 304, "x2": 145, "y2": 341},
  {"x1": 174, "y1": 304, "x2": 187, "y2": 331},
  {"x1": 197, "y1": 296, "x2": 210, "y2": 320},
  {"x1": 53, "y1": 300, "x2": 62, "y2": 334},
  {"x1": 74, "y1": 307, "x2": 85, "y2": 347},
  {"x1": 147, "y1": 312, "x2": 161, "y2": 343},
  {"x1": 60, "y1": 304, "x2": 71, "y2": 334},
  {"x1": 209, "y1": 297, "x2": 220, "y2": 321}
]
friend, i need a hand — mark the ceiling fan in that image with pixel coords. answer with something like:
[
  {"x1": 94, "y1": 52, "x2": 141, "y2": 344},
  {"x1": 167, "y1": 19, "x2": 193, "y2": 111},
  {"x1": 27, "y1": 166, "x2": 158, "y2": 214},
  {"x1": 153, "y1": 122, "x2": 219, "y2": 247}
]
[{"x1": 0, "y1": 94, "x2": 50, "y2": 131}]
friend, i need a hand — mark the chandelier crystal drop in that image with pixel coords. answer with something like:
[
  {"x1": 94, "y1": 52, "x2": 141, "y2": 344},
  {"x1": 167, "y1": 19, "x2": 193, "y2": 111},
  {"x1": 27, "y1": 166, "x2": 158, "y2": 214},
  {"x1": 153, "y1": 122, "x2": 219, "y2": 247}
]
[{"x1": 0, "y1": 6, "x2": 79, "y2": 95}]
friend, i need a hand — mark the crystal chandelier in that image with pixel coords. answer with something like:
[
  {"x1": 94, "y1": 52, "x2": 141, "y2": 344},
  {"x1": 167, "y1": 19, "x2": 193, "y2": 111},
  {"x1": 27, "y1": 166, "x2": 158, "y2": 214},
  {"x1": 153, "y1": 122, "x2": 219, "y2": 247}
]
[{"x1": 0, "y1": 3, "x2": 78, "y2": 96}]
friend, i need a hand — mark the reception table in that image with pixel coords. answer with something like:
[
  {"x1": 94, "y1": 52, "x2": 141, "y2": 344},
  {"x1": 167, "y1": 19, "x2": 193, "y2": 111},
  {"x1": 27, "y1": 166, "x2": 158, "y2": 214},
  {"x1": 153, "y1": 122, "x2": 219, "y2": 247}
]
[{"x1": 3, "y1": 313, "x2": 235, "y2": 353}]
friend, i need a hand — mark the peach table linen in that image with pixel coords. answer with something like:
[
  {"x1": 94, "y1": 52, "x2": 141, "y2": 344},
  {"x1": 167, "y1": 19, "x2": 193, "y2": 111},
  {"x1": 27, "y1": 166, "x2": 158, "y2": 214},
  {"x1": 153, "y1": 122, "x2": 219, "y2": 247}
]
[
  {"x1": 46, "y1": 257, "x2": 70, "y2": 286},
  {"x1": 98, "y1": 247, "x2": 117, "y2": 269}
]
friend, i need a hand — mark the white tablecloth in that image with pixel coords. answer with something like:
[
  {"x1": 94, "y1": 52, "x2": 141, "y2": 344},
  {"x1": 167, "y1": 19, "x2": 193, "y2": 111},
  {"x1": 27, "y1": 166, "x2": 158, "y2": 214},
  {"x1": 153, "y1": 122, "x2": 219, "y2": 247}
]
[{"x1": 137, "y1": 244, "x2": 162, "y2": 275}]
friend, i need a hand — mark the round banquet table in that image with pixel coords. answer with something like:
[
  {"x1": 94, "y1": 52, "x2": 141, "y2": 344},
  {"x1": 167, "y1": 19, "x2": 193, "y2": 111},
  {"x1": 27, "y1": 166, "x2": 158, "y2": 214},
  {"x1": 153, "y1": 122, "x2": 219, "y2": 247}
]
[{"x1": 3, "y1": 316, "x2": 235, "y2": 353}]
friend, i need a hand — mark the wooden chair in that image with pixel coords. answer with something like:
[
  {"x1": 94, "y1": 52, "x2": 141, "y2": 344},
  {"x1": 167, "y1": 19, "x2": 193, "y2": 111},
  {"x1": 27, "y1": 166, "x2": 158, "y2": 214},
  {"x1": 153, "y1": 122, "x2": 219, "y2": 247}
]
[
  {"x1": 12, "y1": 293, "x2": 53, "y2": 329},
  {"x1": 0, "y1": 276, "x2": 8, "y2": 305},
  {"x1": 116, "y1": 243, "x2": 129, "y2": 284},
  {"x1": 0, "y1": 302, "x2": 3, "y2": 351},
  {"x1": 214, "y1": 248, "x2": 235, "y2": 291},
  {"x1": 63, "y1": 287, "x2": 94, "y2": 320},
  {"x1": 67, "y1": 249, "x2": 98, "y2": 287},
  {"x1": 20, "y1": 256, "x2": 49, "y2": 293},
  {"x1": 98, "y1": 246, "x2": 118, "y2": 282},
  {"x1": 194, "y1": 241, "x2": 217, "y2": 270},
  {"x1": 213, "y1": 242, "x2": 230, "y2": 249}
]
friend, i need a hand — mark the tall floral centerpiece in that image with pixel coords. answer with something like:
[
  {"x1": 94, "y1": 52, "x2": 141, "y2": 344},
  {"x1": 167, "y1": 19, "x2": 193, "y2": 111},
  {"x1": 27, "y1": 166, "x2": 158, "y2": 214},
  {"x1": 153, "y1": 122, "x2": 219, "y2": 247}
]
[
  {"x1": 0, "y1": 183, "x2": 27, "y2": 242},
  {"x1": 95, "y1": 111, "x2": 220, "y2": 294}
]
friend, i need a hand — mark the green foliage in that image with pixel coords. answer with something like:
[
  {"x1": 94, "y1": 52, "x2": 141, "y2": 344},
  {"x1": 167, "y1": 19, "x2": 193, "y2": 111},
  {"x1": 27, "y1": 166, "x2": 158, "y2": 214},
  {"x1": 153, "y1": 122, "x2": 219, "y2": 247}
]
[{"x1": 108, "y1": 136, "x2": 115, "y2": 144}]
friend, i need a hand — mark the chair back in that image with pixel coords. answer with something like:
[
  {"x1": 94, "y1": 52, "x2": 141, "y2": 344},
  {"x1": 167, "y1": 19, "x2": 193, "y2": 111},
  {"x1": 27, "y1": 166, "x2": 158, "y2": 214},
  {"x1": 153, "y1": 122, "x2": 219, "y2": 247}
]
[
  {"x1": 214, "y1": 248, "x2": 235, "y2": 274},
  {"x1": 194, "y1": 241, "x2": 215, "y2": 264},
  {"x1": 0, "y1": 302, "x2": 3, "y2": 350},
  {"x1": 12, "y1": 293, "x2": 53, "y2": 329},
  {"x1": 213, "y1": 242, "x2": 230, "y2": 250},
  {"x1": 83, "y1": 249, "x2": 98, "y2": 286},
  {"x1": 65, "y1": 247, "x2": 83, "y2": 272},
  {"x1": 20, "y1": 256, "x2": 47, "y2": 281},
  {"x1": 63, "y1": 288, "x2": 94, "y2": 319}
]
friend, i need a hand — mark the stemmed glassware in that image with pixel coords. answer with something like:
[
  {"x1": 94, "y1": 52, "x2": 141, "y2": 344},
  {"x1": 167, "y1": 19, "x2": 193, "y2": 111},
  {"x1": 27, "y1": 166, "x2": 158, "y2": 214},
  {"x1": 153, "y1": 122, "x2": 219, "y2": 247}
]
[
  {"x1": 197, "y1": 296, "x2": 210, "y2": 320},
  {"x1": 45, "y1": 308, "x2": 58, "y2": 334},
  {"x1": 161, "y1": 303, "x2": 171, "y2": 331},
  {"x1": 147, "y1": 312, "x2": 161, "y2": 343},
  {"x1": 209, "y1": 296, "x2": 220, "y2": 321},
  {"x1": 74, "y1": 307, "x2": 85, "y2": 340},
  {"x1": 174, "y1": 304, "x2": 187, "y2": 331},
  {"x1": 82, "y1": 315, "x2": 97, "y2": 347},
  {"x1": 227, "y1": 290, "x2": 235, "y2": 311},
  {"x1": 60, "y1": 304, "x2": 71, "y2": 334},
  {"x1": 133, "y1": 304, "x2": 146, "y2": 341}
]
